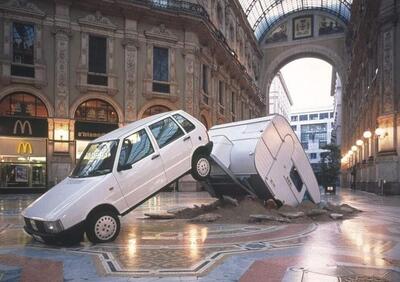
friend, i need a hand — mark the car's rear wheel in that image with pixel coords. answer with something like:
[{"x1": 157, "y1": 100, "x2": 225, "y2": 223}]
[
  {"x1": 86, "y1": 210, "x2": 120, "y2": 243},
  {"x1": 191, "y1": 154, "x2": 211, "y2": 181}
]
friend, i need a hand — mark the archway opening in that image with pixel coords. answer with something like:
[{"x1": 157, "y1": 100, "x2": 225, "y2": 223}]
[
  {"x1": 142, "y1": 105, "x2": 171, "y2": 118},
  {"x1": 74, "y1": 99, "x2": 119, "y2": 160},
  {"x1": 268, "y1": 57, "x2": 341, "y2": 176}
]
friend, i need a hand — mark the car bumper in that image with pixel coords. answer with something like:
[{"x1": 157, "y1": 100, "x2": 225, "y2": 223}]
[{"x1": 23, "y1": 218, "x2": 84, "y2": 241}]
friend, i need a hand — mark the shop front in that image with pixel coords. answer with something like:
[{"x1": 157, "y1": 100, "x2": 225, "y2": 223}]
[
  {"x1": 0, "y1": 137, "x2": 47, "y2": 189},
  {"x1": 0, "y1": 92, "x2": 49, "y2": 191}
]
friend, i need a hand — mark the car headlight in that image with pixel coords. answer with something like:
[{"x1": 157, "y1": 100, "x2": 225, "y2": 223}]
[
  {"x1": 327, "y1": 186, "x2": 333, "y2": 191},
  {"x1": 44, "y1": 220, "x2": 64, "y2": 233}
]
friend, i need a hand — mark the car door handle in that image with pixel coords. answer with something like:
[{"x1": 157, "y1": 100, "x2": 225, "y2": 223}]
[
  {"x1": 151, "y1": 154, "x2": 160, "y2": 160},
  {"x1": 184, "y1": 136, "x2": 191, "y2": 141}
]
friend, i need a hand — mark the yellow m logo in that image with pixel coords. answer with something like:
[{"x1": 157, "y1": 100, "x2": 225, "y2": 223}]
[
  {"x1": 17, "y1": 142, "x2": 33, "y2": 154},
  {"x1": 13, "y1": 120, "x2": 32, "y2": 135}
]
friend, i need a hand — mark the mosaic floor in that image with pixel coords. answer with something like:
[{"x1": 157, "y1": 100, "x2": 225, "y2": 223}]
[{"x1": 0, "y1": 189, "x2": 400, "y2": 281}]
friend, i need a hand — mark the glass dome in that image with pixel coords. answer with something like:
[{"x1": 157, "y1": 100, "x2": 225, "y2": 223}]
[{"x1": 239, "y1": 0, "x2": 352, "y2": 40}]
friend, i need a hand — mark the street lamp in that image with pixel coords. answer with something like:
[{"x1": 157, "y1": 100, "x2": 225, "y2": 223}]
[
  {"x1": 363, "y1": 131, "x2": 372, "y2": 139},
  {"x1": 351, "y1": 145, "x2": 358, "y2": 152},
  {"x1": 356, "y1": 139, "x2": 363, "y2": 146}
]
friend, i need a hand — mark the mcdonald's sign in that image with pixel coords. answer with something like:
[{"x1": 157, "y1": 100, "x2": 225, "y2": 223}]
[
  {"x1": 0, "y1": 117, "x2": 48, "y2": 137},
  {"x1": 13, "y1": 120, "x2": 32, "y2": 135},
  {"x1": 17, "y1": 142, "x2": 33, "y2": 154}
]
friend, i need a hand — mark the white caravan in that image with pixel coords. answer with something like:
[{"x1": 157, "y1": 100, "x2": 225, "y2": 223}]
[
  {"x1": 207, "y1": 115, "x2": 320, "y2": 206},
  {"x1": 22, "y1": 111, "x2": 212, "y2": 244}
]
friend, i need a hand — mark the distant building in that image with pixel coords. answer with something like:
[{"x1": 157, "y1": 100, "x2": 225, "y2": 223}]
[
  {"x1": 290, "y1": 107, "x2": 335, "y2": 171},
  {"x1": 269, "y1": 72, "x2": 293, "y2": 120}
]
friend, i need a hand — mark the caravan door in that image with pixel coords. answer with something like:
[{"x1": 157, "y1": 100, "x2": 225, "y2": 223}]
[{"x1": 266, "y1": 135, "x2": 305, "y2": 206}]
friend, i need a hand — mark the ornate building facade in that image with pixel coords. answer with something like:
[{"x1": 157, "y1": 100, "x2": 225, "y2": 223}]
[
  {"x1": 0, "y1": 0, "x2": 265, "y2": 191},
  {"x1": 340, "y1": 0, "x2": 400, "y2": 194}
]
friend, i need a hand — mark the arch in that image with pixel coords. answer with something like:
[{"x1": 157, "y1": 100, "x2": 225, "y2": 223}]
[
  {"x1": 0, "y1": 85, "x2": 54, "y2": 117},
  {"x1": 261, "y1": 44, "x2": 347, "y2": 99},
  {"x1": 137, "y1": 99, "x2": 178, "y2": 119},
  {"x1": 70, "y1": 94, "x2": 124, "y2": 124}
]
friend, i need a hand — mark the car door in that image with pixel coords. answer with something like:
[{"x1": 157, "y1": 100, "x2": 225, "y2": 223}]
[
  {"x1": 149, "y1": 116, "x2": 193, "y2": 183},
  {"x1": 115, "y1": 128, "x2": 167, "y2": 208}
]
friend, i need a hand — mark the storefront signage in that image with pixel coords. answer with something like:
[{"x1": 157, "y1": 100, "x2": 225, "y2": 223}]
[
  {"x1": 17, "y1": 142, "x2": 33, "y2": 154},
  {"x1": 0, "y1": 117, "x2": 48, "y2": 137},
  {"x1": 75, "y1": 121, "x2": 118, "y2": 140}
]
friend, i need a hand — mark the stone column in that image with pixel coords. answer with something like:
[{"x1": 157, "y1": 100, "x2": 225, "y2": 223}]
[{"x1": 183, "y1": 50, "x2": 195, "y2": 115}]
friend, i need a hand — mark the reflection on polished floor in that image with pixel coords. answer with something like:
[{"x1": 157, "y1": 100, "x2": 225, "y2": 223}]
[{"x1": 1, "y1": 189, "x2": 400, "y2": 281}]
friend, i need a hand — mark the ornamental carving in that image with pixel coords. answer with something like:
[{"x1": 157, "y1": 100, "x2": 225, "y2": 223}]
[
  {"x1": 55, "y1": 31, "x2": 69, "y2": 117},
  {"x1": 124, "y1": 44, "x2": 137, "y2": 121},
  {"x1": 78, "y1": 11, "x2": 116, "y2": 30},
  {"x1": 144, "y1": 24, "x2": 178, "y2": 43},
  {"x1": 382, "y1": 30, "x2": 394, "y2": 114},
  {"x1": 0, "y1": 0, "x2": 45, "y2": 17}
]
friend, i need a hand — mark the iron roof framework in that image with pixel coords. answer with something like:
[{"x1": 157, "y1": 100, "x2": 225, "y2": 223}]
[{"x1": 238, "y1": 0, "x2": 352, "y2": 41}]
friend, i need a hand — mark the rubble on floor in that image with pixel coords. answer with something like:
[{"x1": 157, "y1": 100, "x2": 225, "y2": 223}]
[{"x1": 144, "y1": 197, "x2": 361, "y2": 224}]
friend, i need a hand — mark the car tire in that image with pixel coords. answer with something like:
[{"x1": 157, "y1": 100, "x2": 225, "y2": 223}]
[
  {"x1": 191, "y1": 154, "x2": 211, "y2": 181},
  {"x1": 86, "y1": 210, "x2": 120, "y2": 244}
]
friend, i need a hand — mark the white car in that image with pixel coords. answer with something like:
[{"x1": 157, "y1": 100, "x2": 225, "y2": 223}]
[{"x1": 22, "y1": 110, "x2": 212, "y2": 244}]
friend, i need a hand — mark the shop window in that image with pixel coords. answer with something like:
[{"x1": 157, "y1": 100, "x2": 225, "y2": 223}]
[
  {"x1": 231, "y1": 92, "x2": 236, "y2": 114},
  {"x1": 153, "y1": 46, "x2": 170, "y2": 93},
  {"x1": 11, "y1": 22, "x2": 35, "y2": 78},
  {"x1": 202, "y1": 64, "x2": 208, "y2": 94},
  {"x1": 291, "y1": 115, "x2": 298, "y2": 122},
  {"x1": 88, "y1": 35, "x2": 108, "y2": 86},
  {"x1": 75, "y1": 99, "x2": 118, "y2": 123},
  {"x1": 0, "y1": 93, "x2": 47, "y2": 118},
  {"x1": 218, "y1": 81, "x2": 224, "y2": 114},
  {"x1": 310, "y1": 114, "x2": 318, "y2": 120}
]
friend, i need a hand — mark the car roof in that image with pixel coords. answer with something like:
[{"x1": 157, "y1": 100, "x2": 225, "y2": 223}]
[{"x1": 93, "y1": 110, "x2": 182, "y2": 142}]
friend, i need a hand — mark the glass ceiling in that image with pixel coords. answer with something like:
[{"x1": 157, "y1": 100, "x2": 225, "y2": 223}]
[{"x1": 239, "y1": 0, "x2": 352, "y2": 40}]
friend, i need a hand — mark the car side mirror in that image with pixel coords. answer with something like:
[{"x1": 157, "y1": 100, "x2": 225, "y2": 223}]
[{"x1": 117, "y1": 163, "x2": 132, "y2": 172}]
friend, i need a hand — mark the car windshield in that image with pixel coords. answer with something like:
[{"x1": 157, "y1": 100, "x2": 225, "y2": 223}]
[{"x1": 71, "y1": 140, "x2": 118, "y2": 178}]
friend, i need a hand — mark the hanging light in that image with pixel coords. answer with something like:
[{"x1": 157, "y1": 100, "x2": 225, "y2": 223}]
[
  {"x1": 356, "y1": 139, "x2": 364, "y2": 146},
  {"x1": 351, "y1": 145, "x2": 358, "y2": 152},
  {"x1": 348, "y1": 150, "x2": 353, "y2": 155}
]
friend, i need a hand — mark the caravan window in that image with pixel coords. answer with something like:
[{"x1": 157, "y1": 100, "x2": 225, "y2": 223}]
[{"x1": 290, "y1": 166, "x2": 303, "y2": 192}]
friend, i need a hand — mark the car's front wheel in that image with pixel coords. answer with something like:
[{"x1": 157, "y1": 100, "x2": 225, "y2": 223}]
[
  {"x1": 86, "y1": 210, "x2": 120, "y2": 243},
  {"x1": 191, "y1": 154, "x2": 211, "y2": 181}
]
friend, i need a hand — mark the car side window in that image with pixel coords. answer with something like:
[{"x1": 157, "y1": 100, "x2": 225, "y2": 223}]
[
  {"x1": 173, "y1": 114, "x2": 196, "y2": 133},
  {"x1": 149, "y1": 117, "x2": 184, "y2": 148},
  {"x1": 118, "y1": 129, "x2": 154, "y2": 167}
]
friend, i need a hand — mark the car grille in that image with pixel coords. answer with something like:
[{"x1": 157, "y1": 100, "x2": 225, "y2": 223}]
[{"x1": 24, "y1": 217, "x2": 46, "y2": 233}]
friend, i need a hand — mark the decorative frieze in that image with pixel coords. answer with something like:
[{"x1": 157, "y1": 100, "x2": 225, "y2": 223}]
[{"x1": 124, "y1": 43, "x2": 138, "y2": 122}]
